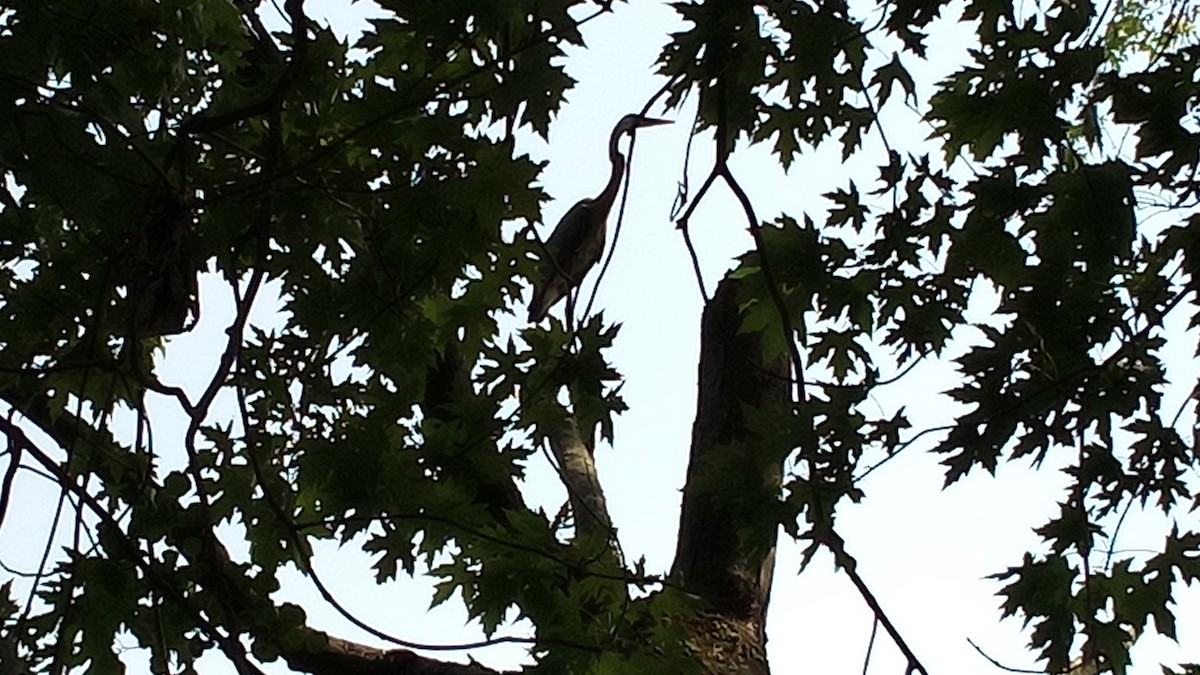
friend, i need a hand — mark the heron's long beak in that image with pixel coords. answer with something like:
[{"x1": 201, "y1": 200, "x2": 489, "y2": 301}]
[{"x1": 635, "y1": 117, "x2": 673, "y2": 128}]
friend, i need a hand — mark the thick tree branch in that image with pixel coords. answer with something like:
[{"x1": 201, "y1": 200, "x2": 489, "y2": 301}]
[
  {"x1": 282, "y1": 634, "x2": 513, "y2": 675},
  {"x1": 548, "y1": 415, "x2": 612, "y2": 538},
  {"x1": 672, "y1": 276, "x2": 789, "y2": 674}
]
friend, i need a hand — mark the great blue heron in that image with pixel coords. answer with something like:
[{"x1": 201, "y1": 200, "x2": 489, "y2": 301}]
[{"x1": 527, "y1": 114, "x2": 672, "y2": 324}]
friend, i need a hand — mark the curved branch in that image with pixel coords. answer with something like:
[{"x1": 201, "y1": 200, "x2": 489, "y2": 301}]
[
  {"x1": 548, "y1": 415, "x2": 612, "y2": 538},
  {"x1": 282, "y1": 634, "x2": 513, "y2": 675}
]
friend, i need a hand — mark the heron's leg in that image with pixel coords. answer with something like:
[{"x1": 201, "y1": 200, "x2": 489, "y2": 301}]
[{"x1": 566, "y1": 288, "x2": 576, "y2": 334}]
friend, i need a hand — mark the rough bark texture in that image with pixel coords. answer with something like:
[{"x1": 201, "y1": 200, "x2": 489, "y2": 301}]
[
  {"x1": 282, "y1": 634, "x2": 512, "y2": 675},
  {"x1": 548, "y1": 415, "x2": 613, "y2": 537},
  {"x1": 672, "y1": 277, "x2": 791, "y2": 675}
]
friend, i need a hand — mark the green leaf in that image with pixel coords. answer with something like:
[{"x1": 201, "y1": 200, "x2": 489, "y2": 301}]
[
  {"x1": 992, "y1": 553, "x2": 1078, "y2": 671},
  {"x1": 870, "y1": 53, "x2": 916, "y2": 107}
]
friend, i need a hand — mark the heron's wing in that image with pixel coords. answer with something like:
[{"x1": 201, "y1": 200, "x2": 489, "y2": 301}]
[
  {"x1": 528, "y1": 198, "x2": 607, "y2": 322},
  {"x1": 542, "y1": 198, "x2": 604, "y2": 280},
  {"x1": 545, "y1": 199, "x2": 596, "y2": 252}
]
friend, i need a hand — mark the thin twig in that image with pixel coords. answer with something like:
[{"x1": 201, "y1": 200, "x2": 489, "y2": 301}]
[
  {"x1": 862, "y1": 616, "x2": 879, "y2": 675},
  {"x1": 679, "y1": 217, "x2": 709, "y2": 301},
  {"x1": 674, "y1": 168, "x2": 719, "y2": 229},
  {"x1": 0, "y1": 439, "x2": 20, "y2": 537},
  {"x1": 825, "y1": 530, "x2": 930, "y2": 675},
  {"x1": 967, "y1": 637, "x2": 1045, "y2": 673},
  {"x1": 854, "y1": 424, "x2": 954, "y2": 481}
]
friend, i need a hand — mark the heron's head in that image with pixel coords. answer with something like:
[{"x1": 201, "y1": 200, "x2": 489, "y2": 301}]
[{"x1": 614, "y1": 114, "x2": 672, "y2": 136}]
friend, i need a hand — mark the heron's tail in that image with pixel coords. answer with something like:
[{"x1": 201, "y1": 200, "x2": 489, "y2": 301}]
[{"x1": 528, "y1": 278, "x2": 567, "y2": 324}]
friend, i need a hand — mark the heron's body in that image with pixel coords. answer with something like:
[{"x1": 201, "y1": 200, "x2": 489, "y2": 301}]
[{"x1": 527, "y1": 114, "x2": 670, "y2": 324}]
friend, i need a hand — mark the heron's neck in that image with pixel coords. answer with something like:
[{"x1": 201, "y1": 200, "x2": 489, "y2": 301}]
[{"x1": 597, "y1": 133, "x2": 626, "y2": 208}]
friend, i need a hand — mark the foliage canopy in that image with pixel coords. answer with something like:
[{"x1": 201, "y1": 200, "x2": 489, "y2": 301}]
[{"x1": 1, "y1": 0, "x2": 1199, "y2": 673}]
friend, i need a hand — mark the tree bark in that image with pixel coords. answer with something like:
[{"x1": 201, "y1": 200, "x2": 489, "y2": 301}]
[
  {"x1": 672, "y1": 276, "x2": 791, "y2": 675},
  {"x1": 548, "y1": 414, "x2": 613, "y2": 538},
  {"x1": 281, "y1": 634, "x2": 511, "y2": 675}
]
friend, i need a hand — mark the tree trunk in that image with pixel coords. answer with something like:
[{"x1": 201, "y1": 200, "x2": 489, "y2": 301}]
[{"x1": 672, "y1": 276, "x2": 792, "y2": 675}]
